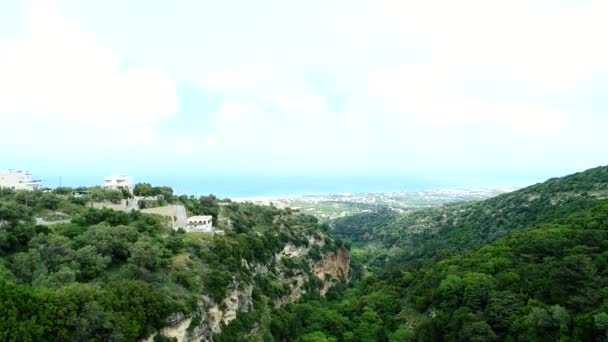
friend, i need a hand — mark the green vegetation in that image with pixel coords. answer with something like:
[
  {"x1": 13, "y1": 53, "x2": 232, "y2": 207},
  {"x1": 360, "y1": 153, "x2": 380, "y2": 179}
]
[
  {"x1": 284, "y1": 198, "x2": 608, "y2": 341},
  {"x1": 404, "y1": 201, "x2": 608, "y2": 340},
  {"x1": 3, "y1": 166, "x2": 608, "y2": 341},
  {"x1": 90, "y1": 186, "x2": 131, "y2": 203},
  {"x1": 0, "y1": 187, "x2": 344, "y2": 341},
  {"x1": 332, "y1": 166, "x2": 608, "y2": 264},
  {"x1": 133, "y1": 183, "x2": 174, "y2": 199},
  {"x1": 273, "y1": 165, "x2": 608, "y2": 341},
  {"x1": 271, "y1": 277, "x2": 408, "y2": 341}
]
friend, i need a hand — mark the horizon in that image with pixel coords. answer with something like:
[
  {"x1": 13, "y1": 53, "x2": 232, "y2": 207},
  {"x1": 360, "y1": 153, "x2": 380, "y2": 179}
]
[{"x1": 0, "y1": 165, "x2": 590, "y2": 198}]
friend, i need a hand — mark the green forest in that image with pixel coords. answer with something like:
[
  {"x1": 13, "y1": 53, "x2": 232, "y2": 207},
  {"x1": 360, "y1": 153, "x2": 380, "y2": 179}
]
[
  {"x1": 0, "y1": 188, "x2": 343, "y2": 341},
  {"x1": 280, "y1": 196, "x2": 608, "y2": 341},
  {"x1": 2, "y1": 166, "x2": 608, "y2": 341}
]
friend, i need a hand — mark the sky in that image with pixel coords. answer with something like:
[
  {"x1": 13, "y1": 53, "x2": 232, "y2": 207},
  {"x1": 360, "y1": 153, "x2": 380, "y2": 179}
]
[{"x1": 1, "y1": 0, "x2": 607, "y2": 194}]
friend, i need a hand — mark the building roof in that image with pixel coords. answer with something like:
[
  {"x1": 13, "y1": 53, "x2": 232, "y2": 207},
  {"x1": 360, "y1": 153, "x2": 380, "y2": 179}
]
[
  {"x1": 187, "y1": 215, "x2": 213, "y2": 221},
  {"x1": 104, "y1": 174, "x2": 132, "y2": 180}
]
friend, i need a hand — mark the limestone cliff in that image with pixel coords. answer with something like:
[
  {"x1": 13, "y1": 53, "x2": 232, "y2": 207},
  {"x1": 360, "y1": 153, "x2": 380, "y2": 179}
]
[
  {"x1": 273, "y1": 239, "x2": 350, "y2": 307},
  {"x1": 314, "y1": 247, "x2": 350, "y2": 295},
  {"x1": 152, "y1": 282, "x2": 254, "y2": 342},
  {"x1": 153, "y1": 238, "x2": 350, "y2": 342}
]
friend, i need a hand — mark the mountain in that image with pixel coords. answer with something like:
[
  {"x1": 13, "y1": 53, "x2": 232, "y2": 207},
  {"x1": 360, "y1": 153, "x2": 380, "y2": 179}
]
[
  {"x1": 332, "y1": 166, "x2": 608, "y2": 263},
  {"x1": 0, "y1": 189, "x2": 349, "y2": 341},
  {"x1": 403, "y1": 199, "x2": 608, "y2": 340},
  {"x1": 273, "y1": 165, "x2": 608, "y2": 341}
]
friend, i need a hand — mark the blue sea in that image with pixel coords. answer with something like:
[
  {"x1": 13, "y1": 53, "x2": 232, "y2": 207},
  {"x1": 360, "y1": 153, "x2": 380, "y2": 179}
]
[{"x1": 40, "y1": 171, "x2": 550, "y2": 198}]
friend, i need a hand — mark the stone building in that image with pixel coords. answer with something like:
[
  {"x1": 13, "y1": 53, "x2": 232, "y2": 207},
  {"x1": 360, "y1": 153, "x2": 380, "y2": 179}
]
[
  {"x1": 186, "y1": 215, "x2": 214, "y2": 233},
  {"x1": 103, "y1": 174, "x2": 133, "y2": 194},
  {"x1": 0, "y1": 170, "x2": 41, "y2": 190}
]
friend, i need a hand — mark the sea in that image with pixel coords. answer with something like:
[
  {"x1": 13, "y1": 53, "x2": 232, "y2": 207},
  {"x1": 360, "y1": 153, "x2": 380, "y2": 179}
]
[{"x1": 40, "y1": 172, "x2": 548, "y2": 199}]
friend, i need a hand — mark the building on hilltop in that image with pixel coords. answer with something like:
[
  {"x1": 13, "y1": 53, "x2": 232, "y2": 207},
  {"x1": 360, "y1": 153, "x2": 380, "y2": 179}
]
[
  {"x1": 185, "y1": 215, "x2": 216, "y2": 233},
  {"x1": 0, "y1": 170, "x2": 42, "y2": 191},
  {"x1": 103, "y1": 174, "x2": 133, "y2": 194}
]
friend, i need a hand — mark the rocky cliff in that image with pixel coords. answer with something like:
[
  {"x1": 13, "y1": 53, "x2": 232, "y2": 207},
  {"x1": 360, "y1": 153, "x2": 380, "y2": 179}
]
[
  {"x1": 314, "y1": 247, "x2": 350, "y2": 295},
  {"x1": 153, "y1": 238, "x2": 350, "y2": 342}
]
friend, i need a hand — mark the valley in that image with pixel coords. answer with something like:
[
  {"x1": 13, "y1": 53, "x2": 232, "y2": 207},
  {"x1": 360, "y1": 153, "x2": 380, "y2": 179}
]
[{"x1": 2, "y1": 166, "x2": 608, "y2": 341}]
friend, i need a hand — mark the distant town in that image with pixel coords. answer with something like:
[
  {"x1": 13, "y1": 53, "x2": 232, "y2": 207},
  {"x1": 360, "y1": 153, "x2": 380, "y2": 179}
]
[
  {"x1": 1, "y1": 169, "x2": 517, "y2": 222},
  {"x1": 235, "y1": 188, "x2": 519, "y2": 220}
]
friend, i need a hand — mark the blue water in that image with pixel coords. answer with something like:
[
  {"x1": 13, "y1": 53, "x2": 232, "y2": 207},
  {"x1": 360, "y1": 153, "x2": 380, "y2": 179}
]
[{"x1": 38, "y1": 171, "x2": 550, "y2": 198}]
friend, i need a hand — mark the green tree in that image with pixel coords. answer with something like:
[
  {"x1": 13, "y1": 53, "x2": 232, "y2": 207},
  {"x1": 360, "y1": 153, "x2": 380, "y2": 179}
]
[
  {"x1": 133, "y1": 183, "x2": 153, "y2": 197},
  {"x1": 388, "y1": 325, "x2": 412, "y2": 342},
  {"x1": 128, "y1": 237, "x2": 165, "y2": 271},
  {"x1": 75, "y1": 245, "x2": 111, "y2": 280},
  {"x1": 78, "y1": 224, "x2": 139, "y2": 262},
  {"x1": 39, "y1": 193, "x2": 61, "y2": 210}
]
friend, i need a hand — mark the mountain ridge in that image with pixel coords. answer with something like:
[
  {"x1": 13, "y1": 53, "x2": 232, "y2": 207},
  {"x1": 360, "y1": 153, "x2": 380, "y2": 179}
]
[{"x1": 332, "y1": 165, "x2": 608, "y2": 263}]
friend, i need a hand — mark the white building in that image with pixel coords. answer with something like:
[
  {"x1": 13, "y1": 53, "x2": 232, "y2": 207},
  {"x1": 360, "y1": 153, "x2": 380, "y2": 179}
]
[
  {"x1": 0, "y1": 170, "x2": 41, "y2": 191},
  {"x1": 103, "y1": 174, "x2": 133, "y2": 194},
  {"x1": 186, "y1": 215, "x2": 214, "y2": 233}
]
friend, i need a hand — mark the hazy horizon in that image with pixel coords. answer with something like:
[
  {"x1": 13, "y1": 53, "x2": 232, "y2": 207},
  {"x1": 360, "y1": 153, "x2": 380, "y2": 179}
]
[{"x1": 3, "y1": 167, "x2": 581, "y2": 198}]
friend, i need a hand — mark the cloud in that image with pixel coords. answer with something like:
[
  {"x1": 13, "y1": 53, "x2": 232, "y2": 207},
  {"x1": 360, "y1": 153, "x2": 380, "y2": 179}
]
[
  {"x1": 160, "y1": 0, "x2": 608, "y2": 173},
  {"x1": 201, "y1": 66, "x2": 338, "y2": 152},
  {"x1": 366, "y1": 63, "x2": 570, "y2": 137},
  {"x1": 333, "y1": 0, "x2": 608, "y2": 91},
  {"x1": 2, "y1": 0, "x2": 606, "y2": 177},
  {"x1": 0, "y1": 3, "x2": 177, "y2": 129},
  {"x1": 494, "y1": 101, "x2": 568, "y2": 133},
  {"x1": 204, "y1": 64, "x2": 276, "y2": 92}
]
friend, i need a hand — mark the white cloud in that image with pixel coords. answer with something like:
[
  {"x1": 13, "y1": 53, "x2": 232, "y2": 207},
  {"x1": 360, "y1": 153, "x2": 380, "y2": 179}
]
[
  {"x1": 202, "y1": 65, "x2": 329, "y2": 118},
  {"x1": 333, "y1": 0, "x2": 608, "y2": 91},
  {"x1": 367, "y1": 64, "x2": 484, "y2": 125},
  {"x1": 208, "y1": 102, "x2": 280, "y2": 146},
  {"x1": 367, "y1": 64, "x2": 570, "y2": 136},
  {"x1": 0, "y1": 3, "x2": 177, "y2": 129},
  {"x1": 202, "y1": 66, "x2": 339, "y2": 153},
  {"x1": 204, "y1": 64, "x2": 277, "y2": 92},
  {"x1": 494, "y1": 101, "x2": 568, "y2": 132},
  {"x1": 3, "y1": 0, "x2": 605, "y2": 176}
]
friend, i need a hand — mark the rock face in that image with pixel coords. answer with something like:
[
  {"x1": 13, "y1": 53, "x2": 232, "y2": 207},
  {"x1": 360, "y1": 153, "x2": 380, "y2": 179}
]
[
  {"x1": 314, "y1": 247, "x2": 350, "y2": 295},
  {"x1": 157, "y1": 282, "x2": 254, "y2": 342},
  {"x1": 154, "y1": 238, "x2": 350, "y2": 342},
  {"x1": 273, "y1": 246, "x2": 351, "y2": 306}
]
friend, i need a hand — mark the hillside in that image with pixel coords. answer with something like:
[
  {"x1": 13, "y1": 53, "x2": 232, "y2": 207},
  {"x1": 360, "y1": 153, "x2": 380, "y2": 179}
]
[
  {"x1": 0, "y1": 189, "x2": 349, "y2": 341},
  {"x1": 278, "y1": 198, "x2": 608, "y2": 341},
  {"x1": 403, "y1": 200, "x2": 608, "y2": 340},
  {"x1": 332, "y1": 166, "x2": 608, "y2": 262},
  {"x1": 273, "y1": 166, "x2": 608, "y2": 341},
  {"x1": 3, "y1": 166, "x2": 608, "y2": 341}
]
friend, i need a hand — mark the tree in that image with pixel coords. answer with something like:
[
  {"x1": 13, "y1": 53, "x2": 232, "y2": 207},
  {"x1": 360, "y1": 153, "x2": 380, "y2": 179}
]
[
  {"x1": 389, "y1": 325, "x2": 412, "y2": 342},
  {"x1": 133, "y1": 183, "x2": 153, "y2": 197},
  {"x1": 28, "y1": 233, "x2": 75, "y2": 273},
  {"x1": 297, "y1": 331, "x2": 336, "y2": 342},
  {"x1": 353, "y1": 308, "x2": 383, "y2": 341},
  {"x1": 78, "y1": 224, "x2": 139, "y2": 262},
  {"x1": 90, "y1": 187, "x2": 124, "y2": 204},
  {"x1": 39, "y1": 193, "x2": 61, "y2": 210},
  {"x1": 486, "y1": 290, "x2": 523, "y2": 332},
  {"x1": 75, "y1": 246, "x2": 111, "y2": 280},
  {"x1": 128, "y1": 238, "x2": 165, "y2": 271},
  {"x1": 0, "y1": 202, "x2": 32, "y2": 228}
]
